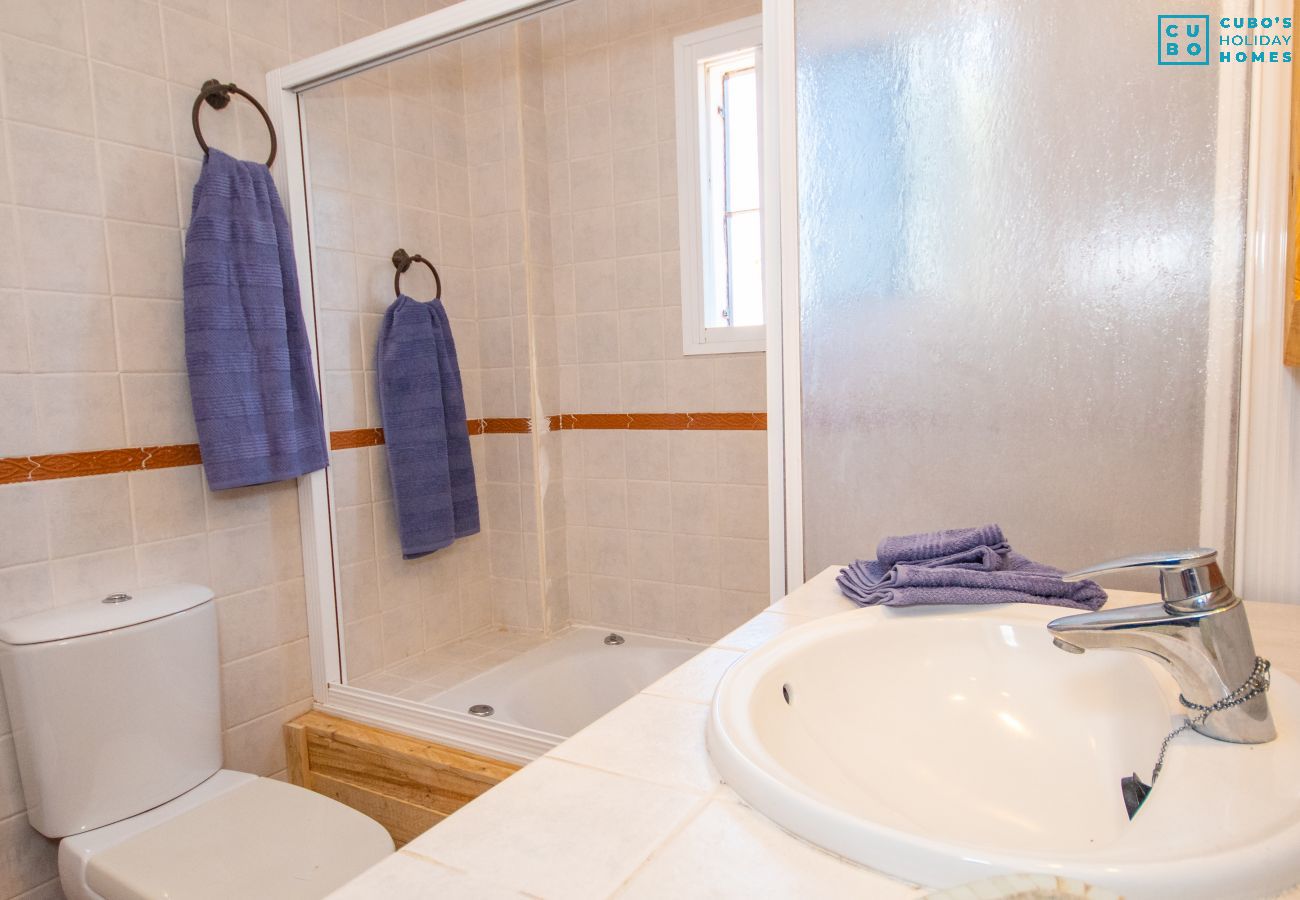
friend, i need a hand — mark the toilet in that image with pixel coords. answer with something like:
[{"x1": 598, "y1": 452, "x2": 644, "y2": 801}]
[{"x1": 0, "y1": 583, "x2": 394, "y2": 900}]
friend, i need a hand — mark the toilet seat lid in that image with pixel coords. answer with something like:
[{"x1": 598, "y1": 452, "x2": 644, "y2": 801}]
[{"x1": 83, "y1": 775, "x2": 393, "y2": 900}]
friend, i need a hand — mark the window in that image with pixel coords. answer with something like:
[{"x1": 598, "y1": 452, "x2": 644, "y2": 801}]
[{"x1": 674, "y1": 18, "x2": 764, "y2": 355}]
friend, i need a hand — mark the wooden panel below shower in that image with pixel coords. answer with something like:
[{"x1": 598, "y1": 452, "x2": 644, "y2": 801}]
[{"x1": 284, "y1": 710, "x2": 519, "y2": 846}]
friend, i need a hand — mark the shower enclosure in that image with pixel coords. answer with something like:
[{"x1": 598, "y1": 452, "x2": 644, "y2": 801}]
[{"x1": 274, "y1": 0, "x2": 770, "y2": 761}]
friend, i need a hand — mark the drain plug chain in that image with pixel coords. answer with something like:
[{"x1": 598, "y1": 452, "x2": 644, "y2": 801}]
[{"x1": 1153, "y1": 656, "x2": 1272, "y2": 782}]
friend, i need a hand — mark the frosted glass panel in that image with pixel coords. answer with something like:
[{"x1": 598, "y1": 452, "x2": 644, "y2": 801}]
[{"x1": 796, "y1": 1, "x2": 1249, "y2": 578}]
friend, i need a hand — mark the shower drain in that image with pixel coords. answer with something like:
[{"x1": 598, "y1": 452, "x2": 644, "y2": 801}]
[
  {"x1": 604, "y1": 633, "x2": 625, "y2": 645},
  {"x1": 468, "y1": 704, "x2": 494, "y2": 717}
]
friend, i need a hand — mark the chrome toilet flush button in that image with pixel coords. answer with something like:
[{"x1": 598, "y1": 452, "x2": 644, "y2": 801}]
[
  {"x1": 468, "y1": 704, "x2": 494, "y2": 717},
  {"x1": 102, "y1": 593, "x2": 132, "y2": 604},
  {"x1": 604, "y1": 633, "x2": 625, "y2": 645}
]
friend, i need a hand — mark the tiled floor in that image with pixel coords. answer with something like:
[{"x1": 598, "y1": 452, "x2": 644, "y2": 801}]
[{"x1": 349, "y1": 627, "x2": 548, "y2": 704}]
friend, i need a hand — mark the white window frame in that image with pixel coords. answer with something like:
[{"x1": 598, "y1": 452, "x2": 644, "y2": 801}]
[{"x1": 674, "y1": 16, "x2": 765, "y2": 356}]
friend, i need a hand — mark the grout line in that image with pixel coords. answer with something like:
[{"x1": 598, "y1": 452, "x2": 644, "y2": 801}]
[
  {"x1": 609, "y1": 792, "x2": 715, "y2": 897},
  {"x1": 76, "y1": 0, "x2": 134, "y2": 467}
]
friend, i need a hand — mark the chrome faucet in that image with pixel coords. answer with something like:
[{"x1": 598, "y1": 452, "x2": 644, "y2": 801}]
[{"x1": 1047, "y1": 549, "x2": 1275, "y2": 744}]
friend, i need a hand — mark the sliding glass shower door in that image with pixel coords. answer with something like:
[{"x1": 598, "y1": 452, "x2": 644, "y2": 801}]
[{"x1": 794, "y1": 0, "x2": 1252, "y2": 580}]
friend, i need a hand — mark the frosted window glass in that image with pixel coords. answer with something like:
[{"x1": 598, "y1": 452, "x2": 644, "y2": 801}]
[{"x1": 795, "y1": 1, "x2": 1249, "y2": 581}]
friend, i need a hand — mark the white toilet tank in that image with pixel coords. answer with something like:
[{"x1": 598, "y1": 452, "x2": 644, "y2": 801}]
[{"x1": 0, "y1": 584, "x2": 222, "y2": 838}]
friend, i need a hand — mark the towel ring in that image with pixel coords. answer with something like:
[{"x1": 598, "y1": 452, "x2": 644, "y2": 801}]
[
  {"x1": 191, "y1": 79, "x2": 277, "y2": 167},
  {"x1": 392, "y1": 248, "x2": 442, "y2": 301}
]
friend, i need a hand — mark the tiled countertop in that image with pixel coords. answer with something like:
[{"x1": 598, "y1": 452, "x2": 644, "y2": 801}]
[{"x1": 330, "y1": 567, "x2": 1300, "y2": 899}]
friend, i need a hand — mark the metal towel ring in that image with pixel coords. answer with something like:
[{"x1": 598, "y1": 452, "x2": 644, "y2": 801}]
[
  {"x1": 392, "y1": 248, "x2": 442, "y2": 301},
  {"x1": 191, "y1": 79, "x2": 277, "y2": 167}
]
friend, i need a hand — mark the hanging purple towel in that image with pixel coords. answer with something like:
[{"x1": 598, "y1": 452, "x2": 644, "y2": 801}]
[
  {"x1": 183, "y1": 149, "x2": 328, "y2": 490},
  {"x1": 376, "y1": 295, "x2": 479, "y2": 558}
]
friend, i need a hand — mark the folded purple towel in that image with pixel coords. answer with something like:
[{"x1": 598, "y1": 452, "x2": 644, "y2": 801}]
[
  {"x1": 876, "y1": 524, "x2": 1010, "y2": 569},
  {"x1": 838, "y1": 525, "x2": 1106, "y2": 611}
]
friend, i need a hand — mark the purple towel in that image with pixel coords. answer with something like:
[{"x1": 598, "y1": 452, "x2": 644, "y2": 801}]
[
  {"x1": 838, "y1": 525, "x2": 1106, "y2": 611},
  {"x1": 183, "y1": 149, "x2": 328, "y2": 490},
  {"x1": 876, "y1": 524, "x2": 1010, "y2": 568},
  {"x1": 377, "y1": 295, "x2": 479, "y2": 558}
]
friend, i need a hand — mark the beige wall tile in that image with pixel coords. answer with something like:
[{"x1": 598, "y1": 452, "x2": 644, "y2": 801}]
[
  {"x1": 717, "y1": 536, "x2": 767, "y2": 593},
  {"x1": 618, "y1": 307, "x2": 664, "y2": 361},
  {"x1": 114, "y1": 297, "x2": 187, "y2": 373},
  {"x1": 93, "y1": 64, "x2": 174, "y2": 152},
  {"x1": 620, "y1": 361, "x2": 665, "y2": 412},
  {"x1": 7, "y1": 124, "x2": 101, "y2": 216},
  {"x1": 611, "y1": 88, "x2": 657, "y2": 150},
  {"x1": 670, "y1": 481, "x2": 717, "y2": 536},
  {"x1": 714, "y1": 353, "x2": 765, "y2": 410},
  {"x1": 230, "y1": 0, "x2": 290, "y2": 50},
  {"x1": 44, "y1": 474, "x2": 133, "y2": 557},
  {"x1": 0, "y1": 212, "x2": 19, "y2": 287},
  {"x1": 673, "y1": 532, "x2": 718, "y2": 587},
  {"x1": 0, "y1": 375, "x2": 37, "y2": 456},
  {"x1": 623, "y1": 430, "x2": 669, "y2": 480},
  {"x1": 25, "y1": 294, "x2": 118, "y2": 373},
  {"x1": 663, "y1": 357, "x2": 714, "y2": 412},
  {"x1": 0, "y1": 736, "x2": 25, "y2": 819},
  {"x1": 615, "y1": 254, "x2": 661, "y2": 309},
  {"x1": 99, "y1": 144, "x2": 180, "y2": 227},
  {"x1": 612, "y1": 144, "x2": 658, "y2": 203},
  {"x1": 0, "y1": 812, "x2": 59, "y2": 899},
  {"x1": 49, "y1": 546, "x2": 139, "y2": 606},
  {"x1": 575, "y1": 312, "x2": 619, "y2": 363},
  {"x1": 0, "y1": 561, "x2": 54, "y2": 625},
  {"x1": 136, "y1": 532, "x2": 211, "y2": 587},
  {"x1": 121, "y1": 373, "x2": 198, "y2": 445},
  {"x1": 0, "y1": 485, "x2": 48, "y2": 568},
  {"x1": 669, "y1": 431, "x2": 717, "y2": 482},
  {"x1": 161, "y1": 7, "x2": 233, "y2": 88},
  {"x1": 18, "y1": 209, "x2": 110, "y2": 294},
  {"x1": 32, "y1": 373, "x2": 126, "y2": 454},
  {"x1": 106, "y1": 222, "x2": 183, "y2": 299},
  {"x1": 0, "y1": 293, "x2": 28, "y2": 373},
  {"x1": 221, "y1": 647, "x2": 285, "y2": 728},
  {"x1": 568, "y1": 155, "x2": 613, "y2": 212},
  {"x1": 129, "y1": 466, "x2": 207, "y2": 543},
  {"x1": 0, "y1": 37, "x2": 92, "y2": 134},
  {"x1": 84, "y1": 0, "x2": 165, "y2": 75},
  {"x1": 583, "y1": 477, "x2": 627, "y2": 528},
  {"x1": 717, "y1": 483, "x2": 768, "y2": 540},
  {"x1": 207, "y1": 523, "x2": 275, "y2": 595},
  {"x1": 716, "y1": 431, "x2": 767, "y2": 485}
]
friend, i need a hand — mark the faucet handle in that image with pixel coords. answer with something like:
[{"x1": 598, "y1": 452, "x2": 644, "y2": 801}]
[{"x1": 1063, "y1": 549, "x2": 1231, "y2": 612}]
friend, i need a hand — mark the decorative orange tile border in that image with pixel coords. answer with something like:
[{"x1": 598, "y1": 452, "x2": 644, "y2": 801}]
[
  {"x1": 0, "y1": 444, "x2": 203, "y2": 485},
  {"x1": 330, "y1": 428, "x2": 385, "y2": 449},
  {"x1": 0, "y1": 413, "x2": 766, "y2": 485},
  {"x1": 329, "y1": 419, "x2": 530, "y2": 447},
  {"x1": 479, "y1": 417, "x2": 531, "y2": 434}
]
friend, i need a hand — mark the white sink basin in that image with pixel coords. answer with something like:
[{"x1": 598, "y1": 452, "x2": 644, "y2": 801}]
[{"x1": 707, "y1": 603, "x2": 1300, "y2": 899}]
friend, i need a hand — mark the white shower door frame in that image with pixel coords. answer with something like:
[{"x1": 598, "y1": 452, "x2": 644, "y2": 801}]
[{"x1": 266, "y1": 0, "x2": 794, "y2": 758}]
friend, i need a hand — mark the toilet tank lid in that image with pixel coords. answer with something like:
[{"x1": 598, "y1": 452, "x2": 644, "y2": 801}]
[{"x1": 0, "y1": 583, "x2": 214, "y2": 646}]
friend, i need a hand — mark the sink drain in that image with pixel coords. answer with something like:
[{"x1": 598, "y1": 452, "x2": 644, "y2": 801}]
[
  {"x1": 604, "y1": 632, "x2": 625, "y2": 645},
  {"x1": 468, "y1": 704, "x2": 494, "y2": 717}
]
